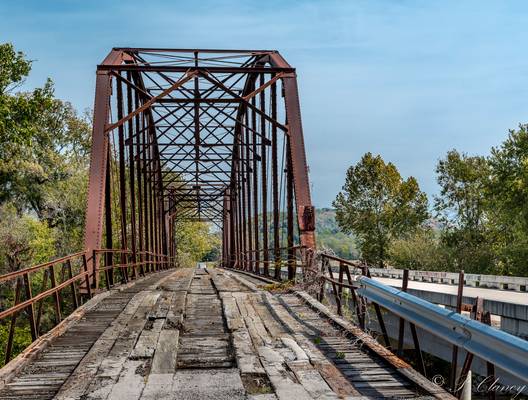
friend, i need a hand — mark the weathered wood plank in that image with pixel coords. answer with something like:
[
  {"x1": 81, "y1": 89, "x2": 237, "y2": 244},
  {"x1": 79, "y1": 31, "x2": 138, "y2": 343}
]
[
  {"x1": 171, "y1": 369, "x2": 246, "y2": 399},
  {"x1": 130, "y1": 319, "x2": 164, "y2": 359},
  {"x1": 106, "y1": 359, "x2": 150, "y2": 400},
  {"x1": 141, "y1": 373, "x2": 175, "y2": 400},
  {"x1": 287, "y1": 361, "x2": 338, "y2": 399},
  {"x1": 221, "y1": 292, "x2": 265, "y2": 376},
  {"x1": 258, "y1": 346, "x2": 312, "y2": 400},
  {"x1": 79, "y1": 290, "x2": 162, "y2": 399},
  {"x1": 1, "y1": 271, "x2": 174, "y2": 400},
  {"x1": 150, "y1": 329, "x2": 180, "y2": 374}
]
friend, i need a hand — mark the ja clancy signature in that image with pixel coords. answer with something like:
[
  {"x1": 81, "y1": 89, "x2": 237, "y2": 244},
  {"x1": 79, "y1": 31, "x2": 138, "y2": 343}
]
[{"x1": 431, "y1": 374, "x2": 527, "y2": 399}]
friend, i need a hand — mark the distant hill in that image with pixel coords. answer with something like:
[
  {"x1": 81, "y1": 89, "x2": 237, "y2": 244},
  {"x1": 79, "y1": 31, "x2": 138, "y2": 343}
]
[
  {"x1": 315, "y1": 208, "x2": 359, "y2": 259},
  {"x1": 252, "y1": 208, "x2": 359, "y2": 260}
]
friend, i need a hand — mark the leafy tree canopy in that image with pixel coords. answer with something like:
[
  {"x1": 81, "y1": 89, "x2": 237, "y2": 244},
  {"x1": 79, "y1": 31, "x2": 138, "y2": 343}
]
[
  {"x1": 487, "y1": 124, "x2": 528, "y2": 275},
  {"x1": 0, "y1": 42, "x2": 91, "y2": 268},
  {"x1": 174, "y1": 220, "x2": 221, "y2": 266},
  {"x1": 333, "y1": 152, "x2": 429, "y2": 267},
  {"x1": 0, "y1": 43, "x2": 91, "y2": 223},
  {"x1": 434, "y1": 150, "x2": 490, "y2": 230},
  {"x1": 489, "y1": 124, "x2": 528, "y2": 227},
  {"x1": 433, "y1": 150, "x2": 495, "y2": 273}
]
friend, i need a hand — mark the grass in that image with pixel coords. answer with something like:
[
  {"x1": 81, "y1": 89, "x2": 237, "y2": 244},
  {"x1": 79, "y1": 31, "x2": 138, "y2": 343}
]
[{"x1": 263, "y1": 280, "x2": 295, "y2": 293}]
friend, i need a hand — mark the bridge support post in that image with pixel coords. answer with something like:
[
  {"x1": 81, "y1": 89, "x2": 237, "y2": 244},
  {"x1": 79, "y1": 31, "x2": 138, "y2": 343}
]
[
  {"x1": 84, "y1": 70, "x2": 112, "y2": 289},
  {"x1": 84, "y1": 50, "x2": 132, "y2": 290},
  {"x1": 259, "y1": 73, "x2": 269, "y2": 277},
  {"x1": 268, "y1": 53, "x2": 316, "y2": 269}
]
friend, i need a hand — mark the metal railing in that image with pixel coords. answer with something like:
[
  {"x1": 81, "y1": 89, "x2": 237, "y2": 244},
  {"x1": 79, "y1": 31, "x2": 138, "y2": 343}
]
[
  {"x1": 0, "y1": 249, "x2": 174, "y2": 364},
  {"x1": 313, "y1": 253, "x2": 528, "y2": 397},
  {"x1": 229, "y1": 245, "x2": 307, "y2": 280},
  {"x1": 357, "y1": 277, "x2": 528, "y2": 383},
  {"x1": 92, "y1": 249, "x2": 173, "y2": 290}
]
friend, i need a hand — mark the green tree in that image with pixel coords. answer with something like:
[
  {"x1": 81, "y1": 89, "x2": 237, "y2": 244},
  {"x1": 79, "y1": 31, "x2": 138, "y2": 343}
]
[
  {"x1": 333, "y1": 152, "x2": 429, "y2": 267},
  {"x1": 0, "y1": 44, "x2": 55, "y2": 205},
  {"x1": 2, "y1": 98, "x2": 90, "y2": 218},
  {"x1": 0, "y1": 44, "x2": 91, "y2": 367},
  {"x1": 388, "y1": 226, "x2": 452, "y2": 271},
  {"x1": 434, "y1": 150, "x2": 495, "y2": 273},
  {"x1": 0, "y1": 203, "x2": 57, "y2": 275},
  {"x1": 0, "y1": 43, "x2": 31, "y2": 94},
  {"x1": 0, "y1": 43, "x2": 91, "y2": 260},
  {"x1": 174, "y1": 220, "x2": 220, "y2": 266},
  {"x1": 488, "y1": 124, "x2": 528, "y2": 275},
  {"x1": 0, "y1": 204, "x2": 56, "y2": 367}
]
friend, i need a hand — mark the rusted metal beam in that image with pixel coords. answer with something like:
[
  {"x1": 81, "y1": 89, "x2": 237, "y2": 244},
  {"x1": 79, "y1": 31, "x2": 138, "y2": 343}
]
[{"x1": 83, "y1": 48, "x2": 316, "y2": 289}]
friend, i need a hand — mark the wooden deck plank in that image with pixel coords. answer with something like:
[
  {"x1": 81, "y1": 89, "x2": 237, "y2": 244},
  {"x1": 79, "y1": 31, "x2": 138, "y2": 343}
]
[
  {"x1": 1, "y1": 267, "x2": 455, "y2": 400},
  {"x1": 0, "y1": 271, "x2": 174, "y2": 400}
]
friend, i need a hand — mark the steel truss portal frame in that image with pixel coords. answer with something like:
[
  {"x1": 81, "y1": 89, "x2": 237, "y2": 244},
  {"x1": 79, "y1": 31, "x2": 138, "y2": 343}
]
[{"x1": 83, "y1": 48, "x2": 316, "y2": 287}]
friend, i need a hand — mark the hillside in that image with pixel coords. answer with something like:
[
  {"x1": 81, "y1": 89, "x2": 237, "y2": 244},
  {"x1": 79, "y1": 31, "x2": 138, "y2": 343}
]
[
  {"x1": 315, "y1": 208, "x2": 359, "y2": 259},
  {"x1": 249, "y1": 208, "x2": 359, "y2": 260}
]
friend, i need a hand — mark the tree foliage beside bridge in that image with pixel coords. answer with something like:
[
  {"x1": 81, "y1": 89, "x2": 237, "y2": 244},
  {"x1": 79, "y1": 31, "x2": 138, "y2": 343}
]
[
  {"x1": 333, "y1": 152, "x2": 429, "y2": 267},
  {"x1": 335, "y1": 128, "x2": 528, "y2": 276},
  {"x1": 0, "y1": 43, "x2": 220, "y2": 277},
  {"x1": 0, "y1": 43, "x2": 91, "y2": 275}
]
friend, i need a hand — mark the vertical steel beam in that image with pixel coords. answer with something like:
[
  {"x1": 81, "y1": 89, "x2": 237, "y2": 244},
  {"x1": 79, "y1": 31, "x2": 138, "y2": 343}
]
[
  {"x1": 229, "y1": 189, "x2": 237, "y2": 267},
  {"x1": 286, "y1": 137, "x2": 295, "y2": 280},
  {"x1": 116, "y1": 79, "x2": 129, "y2": 282},
  {"x1": 240, "y1": 138, "x2": 247, "y2": 269},
  {"x1": 268, "y1": 53, "x2": 315, "y2": 251},
  {"x1": 252, "y1": 95, "x2": 260, "y2": 274},
  {"x1": 134, "y1": 89, "x2": 145, "y2": 276},
  {"x1": 126, "y1": 74, "x2": 138, "y2": 278},
  {"x1": 143, "y1": 115, "x2": 152, "y2": 272},
  {"x1": 148, "y1": 160, "x2": 155, "y2": 268},
  {"x1": 260, "y1": 73, "x2": 269, "y2": 276},
  {"x1": 104, "y1": 149, "x2": 114, "y2": 285},
  {"x1": 245, "y1": 113, "x2": 253, "y2": 272},
  {"x1": 223, "y1": 191, "x2": 230, "y2": 266},
  {"x1": 282, "y1": 76, "x2": 315, "y2": 250},
  {"x1": 152, "y1": 168, "x2": 159, "y2": 268},
  {"x1": 236, "y1": 182, "x2": 242, "y2": 268},
  {"x1": 271, "y1": 81, "x2": 281, "y2": 279},
  {"x1": 84, "y1": 63, "x2": 115, "y2": 288},
  {"x1": 193, "y1": 52, "x2": 201, "y2": 220}
]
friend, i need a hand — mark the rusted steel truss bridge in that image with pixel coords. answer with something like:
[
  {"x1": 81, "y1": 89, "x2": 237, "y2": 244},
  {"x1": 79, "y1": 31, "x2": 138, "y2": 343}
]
[{"x1": 0, "y1": 48, "x2": 526, "y2": 400}]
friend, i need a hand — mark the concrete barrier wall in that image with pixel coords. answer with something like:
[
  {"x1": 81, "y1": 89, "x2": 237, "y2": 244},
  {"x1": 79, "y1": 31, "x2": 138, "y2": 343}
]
[{"x1": 368, "y1": 268, "x2": 528, "y2": 292}]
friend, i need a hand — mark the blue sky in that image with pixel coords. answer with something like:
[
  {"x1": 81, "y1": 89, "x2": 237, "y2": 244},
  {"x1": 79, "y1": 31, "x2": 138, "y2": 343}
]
[{"x1": 2, "y1": 0, "x2": 528, "y2": 207}]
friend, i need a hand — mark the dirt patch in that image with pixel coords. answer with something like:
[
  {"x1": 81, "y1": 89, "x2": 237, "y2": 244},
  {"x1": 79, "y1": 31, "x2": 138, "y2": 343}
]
[
  {"x1": 135, "y1": 359, "x2": 151, "y2": 377},
  {"x1": 241, "y1": 373, "x2": 273, "y2": 395},
  {"x1": 163, "y1": 317, "x2": 184, "y2": 330},
  {"x1": 143, "y1": 319, "x2": 154, "y2": 330}
]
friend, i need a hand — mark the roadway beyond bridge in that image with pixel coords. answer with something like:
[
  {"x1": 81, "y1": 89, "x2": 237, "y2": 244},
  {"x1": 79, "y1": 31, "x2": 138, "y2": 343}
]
[{"x1": 0, "y1": 267, "x2": 452, "y2": 400}]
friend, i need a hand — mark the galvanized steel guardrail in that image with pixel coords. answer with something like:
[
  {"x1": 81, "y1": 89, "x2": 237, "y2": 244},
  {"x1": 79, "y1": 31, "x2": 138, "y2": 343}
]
[{"x1": 357, "y1": 276, "x2": 528, "y2": 383}]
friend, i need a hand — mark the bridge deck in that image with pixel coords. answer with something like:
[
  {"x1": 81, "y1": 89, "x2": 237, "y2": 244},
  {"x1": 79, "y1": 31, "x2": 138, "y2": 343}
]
[{"x1": 0, "y1": 267, "x2": 450, "y2": 400}]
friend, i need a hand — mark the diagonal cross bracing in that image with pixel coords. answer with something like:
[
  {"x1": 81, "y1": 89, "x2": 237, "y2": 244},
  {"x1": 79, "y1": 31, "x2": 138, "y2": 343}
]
[{"x1": 84, "y1": 48, "x2": 315, "y2": 282}]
